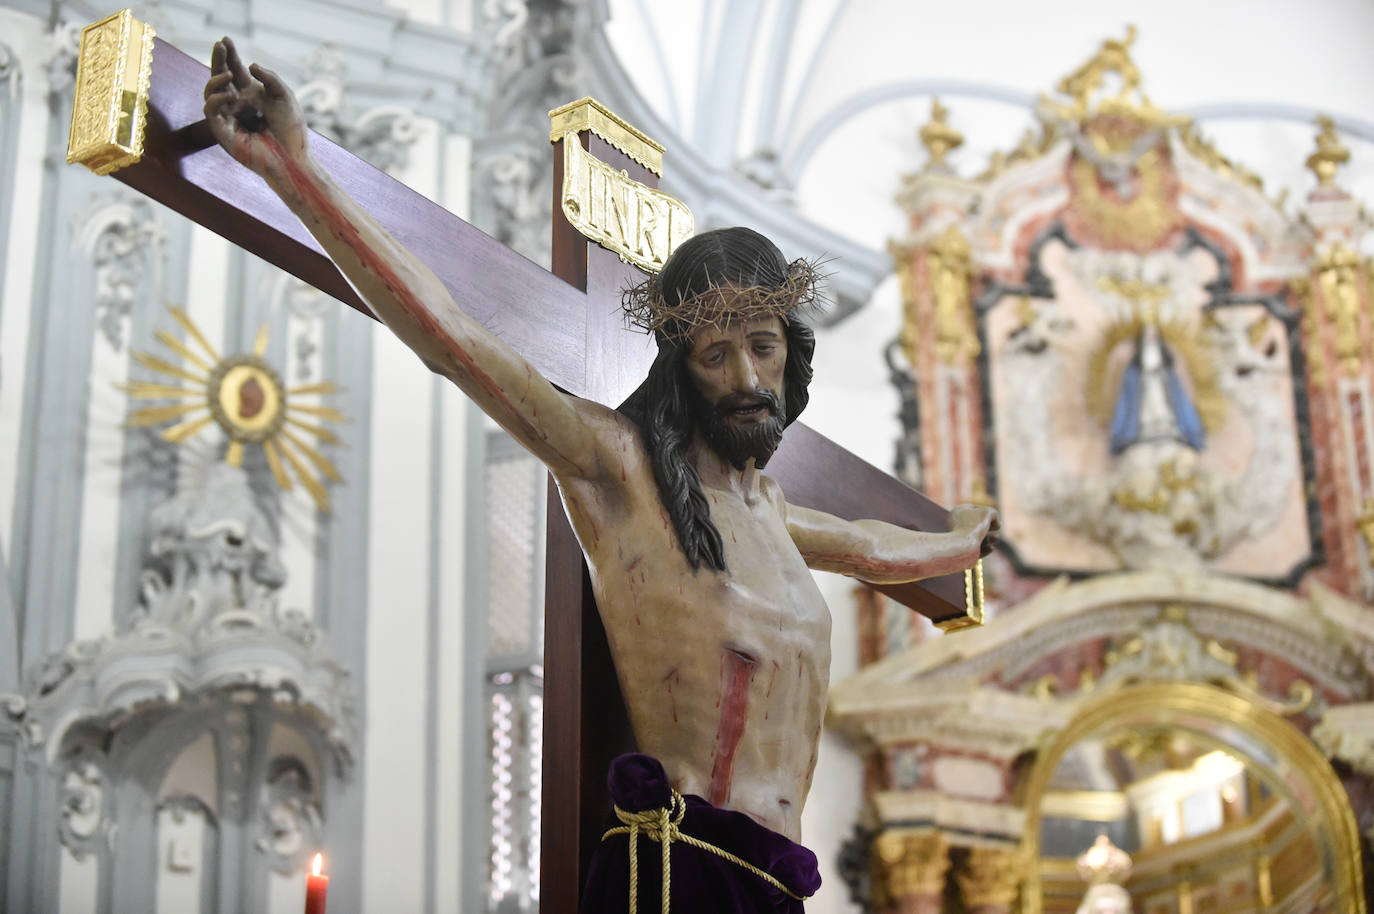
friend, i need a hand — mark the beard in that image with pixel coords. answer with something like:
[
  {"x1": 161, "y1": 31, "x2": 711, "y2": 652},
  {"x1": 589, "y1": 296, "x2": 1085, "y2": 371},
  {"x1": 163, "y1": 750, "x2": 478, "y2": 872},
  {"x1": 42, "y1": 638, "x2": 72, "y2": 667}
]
[{"x1": 696, "y1": 388, "x2": 787, "y2": 470}]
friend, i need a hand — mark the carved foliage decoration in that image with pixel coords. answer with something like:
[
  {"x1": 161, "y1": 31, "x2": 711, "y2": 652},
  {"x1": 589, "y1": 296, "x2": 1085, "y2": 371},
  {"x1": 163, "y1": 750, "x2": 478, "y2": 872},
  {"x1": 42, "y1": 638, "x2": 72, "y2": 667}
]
[
  {"x1": 255, "y1": 757, "x2": 324, "y2": 875},
  {"x1": 58, "y1": 754, "x2": 113, "y2": 859},
  {"x1": 79, "y1": 194, "x2": 164, "y2": 349},
  {"x1": 472, "y1": 0, "x2": 591, "y2": 267},
  {"x1": 44, "y1": 19, "x2": 83, "y2": 97}
]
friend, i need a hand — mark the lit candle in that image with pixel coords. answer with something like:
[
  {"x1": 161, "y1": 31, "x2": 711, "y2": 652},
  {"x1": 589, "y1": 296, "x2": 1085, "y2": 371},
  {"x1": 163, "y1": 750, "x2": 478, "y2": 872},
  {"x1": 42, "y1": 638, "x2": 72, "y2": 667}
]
[{"x1": 305, "y1": 853, "x2": 329, "y2": 914}]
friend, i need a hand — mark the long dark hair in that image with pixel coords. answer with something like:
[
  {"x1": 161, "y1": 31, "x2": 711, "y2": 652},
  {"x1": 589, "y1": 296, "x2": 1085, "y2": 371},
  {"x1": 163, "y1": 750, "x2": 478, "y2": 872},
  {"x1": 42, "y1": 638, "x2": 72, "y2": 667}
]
[{"x1": 619, "y1": 228, "x2": 817, "y2": 572}]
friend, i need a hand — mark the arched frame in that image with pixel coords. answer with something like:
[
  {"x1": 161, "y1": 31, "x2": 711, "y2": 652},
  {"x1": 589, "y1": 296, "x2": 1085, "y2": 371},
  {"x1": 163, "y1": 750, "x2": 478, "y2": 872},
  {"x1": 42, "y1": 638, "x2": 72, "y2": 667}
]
[{"x1": 1019, "y1": 681, "x2": 1366, "y2": 914}]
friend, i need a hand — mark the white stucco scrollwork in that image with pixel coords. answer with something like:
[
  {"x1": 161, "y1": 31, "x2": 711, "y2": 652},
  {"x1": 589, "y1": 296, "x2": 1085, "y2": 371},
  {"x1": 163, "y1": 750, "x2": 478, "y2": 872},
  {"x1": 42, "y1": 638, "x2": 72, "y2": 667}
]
[
  {"x1": 297, "y1": 44, "x2": 419, "y2": 177},
  {"x1": 77, "y1": 195, "x2": 165, "y2": 350},
  {"x1": 11, "y1": 462, "x2": 356, "y2": 862},
  {"x1": 254, "y1": 757, "x2": 324, "y2": 875},
  {"x1": 57, "y1": 757, "x2": 111, "y2": 859},
  {"x1": 43, "y1": 20, "x2": 81, "y2": 97},
  {"x1": 0, "y1": 41, "x2": 18, "y2": 98}
]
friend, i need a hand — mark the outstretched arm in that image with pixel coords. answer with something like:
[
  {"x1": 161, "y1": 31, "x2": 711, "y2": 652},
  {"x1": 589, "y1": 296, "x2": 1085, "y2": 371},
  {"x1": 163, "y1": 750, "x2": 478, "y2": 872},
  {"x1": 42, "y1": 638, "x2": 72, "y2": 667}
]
[
  {"x1": 785, "y1": 502, "x2": 998, "y2": 584},
  {"x1": 202, "y1": 38, "x2": 618, "y2": 482}
]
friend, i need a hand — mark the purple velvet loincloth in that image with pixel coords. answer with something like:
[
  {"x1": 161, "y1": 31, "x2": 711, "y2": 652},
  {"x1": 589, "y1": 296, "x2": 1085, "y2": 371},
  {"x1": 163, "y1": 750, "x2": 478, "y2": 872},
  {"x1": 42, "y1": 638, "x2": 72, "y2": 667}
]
[{"x1": 580, "y1": 754, "x2": 822, "y2": 913}]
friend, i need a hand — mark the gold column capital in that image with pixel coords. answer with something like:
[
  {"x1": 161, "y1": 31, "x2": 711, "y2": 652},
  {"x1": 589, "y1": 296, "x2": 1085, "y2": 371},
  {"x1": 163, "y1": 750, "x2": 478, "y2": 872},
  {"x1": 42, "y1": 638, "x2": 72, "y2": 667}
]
[
  {"x1": 874, "y1": 829, "x2": 950, "y2": 897},
  {"x1": 957, "y1": 845, "x2": 1025, "y2": 909}
]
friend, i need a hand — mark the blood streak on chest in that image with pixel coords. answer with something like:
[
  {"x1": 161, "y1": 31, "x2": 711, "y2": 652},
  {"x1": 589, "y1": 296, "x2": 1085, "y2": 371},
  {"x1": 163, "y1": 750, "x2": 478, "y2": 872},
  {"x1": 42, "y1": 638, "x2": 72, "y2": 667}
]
[{"x1": 707, "y1": 648, "x2": 758, "y2": 807}]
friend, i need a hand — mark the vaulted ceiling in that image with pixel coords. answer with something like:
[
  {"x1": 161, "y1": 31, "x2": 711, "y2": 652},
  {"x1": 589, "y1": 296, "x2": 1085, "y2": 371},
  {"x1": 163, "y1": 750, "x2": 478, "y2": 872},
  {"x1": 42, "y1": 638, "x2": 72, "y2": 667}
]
[{"x1": 602, "y1": 0, "x2": 1374, "y2": 255}]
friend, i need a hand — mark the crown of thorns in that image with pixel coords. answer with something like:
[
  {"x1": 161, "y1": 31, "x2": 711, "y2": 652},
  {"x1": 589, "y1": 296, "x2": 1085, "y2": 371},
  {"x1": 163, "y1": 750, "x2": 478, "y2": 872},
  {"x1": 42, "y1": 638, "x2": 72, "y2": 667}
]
[{"x1": 622, "y1": 258, "x2": 826, "y2": 343}]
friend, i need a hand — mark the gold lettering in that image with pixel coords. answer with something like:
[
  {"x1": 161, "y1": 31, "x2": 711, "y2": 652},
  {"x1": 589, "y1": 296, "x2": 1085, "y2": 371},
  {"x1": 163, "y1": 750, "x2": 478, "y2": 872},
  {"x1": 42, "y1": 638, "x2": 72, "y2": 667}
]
[
  {"x1": 608, "y1": 177, "x2": 633, "y2": 254},
  {"x1": 559, "y1": 138, "x2": 694, "y2": 274},
  {"x1": 636, "y1": 197, "x2": 658, "y2": 260}
]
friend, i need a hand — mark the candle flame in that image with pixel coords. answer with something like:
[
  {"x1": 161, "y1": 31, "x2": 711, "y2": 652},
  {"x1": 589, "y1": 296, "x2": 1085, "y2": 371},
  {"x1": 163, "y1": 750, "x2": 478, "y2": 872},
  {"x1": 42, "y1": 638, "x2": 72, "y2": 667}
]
[{"x1": 312, "y1": 853, "x2": 323, "y2": 877}]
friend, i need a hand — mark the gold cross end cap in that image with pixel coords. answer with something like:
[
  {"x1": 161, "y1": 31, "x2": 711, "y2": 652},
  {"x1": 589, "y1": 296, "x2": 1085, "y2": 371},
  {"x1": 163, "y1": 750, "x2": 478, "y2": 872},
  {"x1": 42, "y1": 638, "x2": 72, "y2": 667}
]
[{"x1": 67, "y1": 9, "x2": 156, "y2": 176}]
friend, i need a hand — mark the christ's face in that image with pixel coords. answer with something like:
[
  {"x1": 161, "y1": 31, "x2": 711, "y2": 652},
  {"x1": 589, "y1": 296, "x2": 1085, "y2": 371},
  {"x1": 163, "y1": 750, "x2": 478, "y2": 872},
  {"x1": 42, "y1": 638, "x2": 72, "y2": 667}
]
[{"x1": 685, "y1": 315, "x2": 789, "y2": 469}]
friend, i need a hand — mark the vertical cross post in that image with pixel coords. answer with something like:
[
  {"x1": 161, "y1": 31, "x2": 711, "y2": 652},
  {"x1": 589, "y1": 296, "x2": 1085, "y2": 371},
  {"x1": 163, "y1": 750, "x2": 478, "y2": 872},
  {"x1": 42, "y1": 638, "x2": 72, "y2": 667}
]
[{"x1": 541, "y1": 128, "x2": 659, "y2": 912}]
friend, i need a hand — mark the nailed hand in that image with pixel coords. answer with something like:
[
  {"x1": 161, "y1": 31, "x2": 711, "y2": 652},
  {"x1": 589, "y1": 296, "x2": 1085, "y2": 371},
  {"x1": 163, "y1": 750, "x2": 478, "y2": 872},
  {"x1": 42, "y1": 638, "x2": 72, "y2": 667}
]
[{"x1": 203, "y1": 37, "x2": 308, "y2": 183}]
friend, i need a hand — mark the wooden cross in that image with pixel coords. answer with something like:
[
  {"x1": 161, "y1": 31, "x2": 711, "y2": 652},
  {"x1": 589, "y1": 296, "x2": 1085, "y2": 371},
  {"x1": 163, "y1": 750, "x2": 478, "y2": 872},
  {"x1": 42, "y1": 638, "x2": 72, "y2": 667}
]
[{"x1": 70, "y1": 19, "x2": 978, "y2": 911}]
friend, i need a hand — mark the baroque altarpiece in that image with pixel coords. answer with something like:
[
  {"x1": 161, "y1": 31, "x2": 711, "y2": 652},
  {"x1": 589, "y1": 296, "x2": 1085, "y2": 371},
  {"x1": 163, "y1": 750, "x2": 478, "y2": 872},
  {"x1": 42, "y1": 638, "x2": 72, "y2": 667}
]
[{"x1": 831, "y1": 32, "x2": 1374, "y2": 914}]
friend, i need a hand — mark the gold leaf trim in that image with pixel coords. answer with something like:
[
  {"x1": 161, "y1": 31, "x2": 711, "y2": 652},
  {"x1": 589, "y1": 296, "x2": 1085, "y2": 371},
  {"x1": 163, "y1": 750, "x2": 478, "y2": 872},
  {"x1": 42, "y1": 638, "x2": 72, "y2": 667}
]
[
  {"x1": 549, "y1": 96, "x2": 664, "y2": 176},
  {"x1": 937, "y1": 559, "x2": 985, "y2": 632}
]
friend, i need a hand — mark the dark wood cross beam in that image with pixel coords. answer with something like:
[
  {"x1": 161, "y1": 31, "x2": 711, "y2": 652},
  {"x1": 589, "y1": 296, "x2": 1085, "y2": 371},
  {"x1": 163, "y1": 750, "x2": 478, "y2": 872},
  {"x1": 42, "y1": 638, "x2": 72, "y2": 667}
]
[{"x1": 94, "y1": 35, "x2": 972, "y2": 911}]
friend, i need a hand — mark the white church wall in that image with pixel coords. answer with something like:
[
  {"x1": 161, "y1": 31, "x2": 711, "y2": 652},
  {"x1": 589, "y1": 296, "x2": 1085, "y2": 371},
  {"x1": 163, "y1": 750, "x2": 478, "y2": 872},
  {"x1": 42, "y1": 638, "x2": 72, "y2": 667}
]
[
  {"x1": 0, "y1": 8, "x2": 50, "y2": 551},
  {"x1": 363, "y1": 323, "x2": 437, "y2": 912}
]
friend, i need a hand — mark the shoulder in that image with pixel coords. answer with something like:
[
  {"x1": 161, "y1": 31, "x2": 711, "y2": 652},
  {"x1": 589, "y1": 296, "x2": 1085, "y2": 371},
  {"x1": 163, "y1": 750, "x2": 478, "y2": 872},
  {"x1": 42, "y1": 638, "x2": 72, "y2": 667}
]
[
  {"x1": 553, "y1": 397, "x2": 651, "y2": 484},
  {"x1": 759, "y1": 474, "x2": 789, "y2": 514}
]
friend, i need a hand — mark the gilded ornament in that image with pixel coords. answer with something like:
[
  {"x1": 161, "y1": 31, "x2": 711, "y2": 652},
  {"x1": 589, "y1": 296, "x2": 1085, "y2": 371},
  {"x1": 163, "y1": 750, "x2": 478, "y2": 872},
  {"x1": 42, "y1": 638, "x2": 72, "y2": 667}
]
[
  {"x1": 1009, "y1": 126, "x2": 1053, "y2": 166},
  {"x1": 1307, "y1": 116, "x2": 1351, "y2": 188},
  {"x1": 923, "y1": 226, "x2": 979, "y2": 365},
  {"x1": 1358, "y1": 498, "x2": 1374, "y2": 568},
  {"x1": 979, "y1": 127, "x2": 1054, "y2": 182},
  {"x1": 956, "y1": 845, "x2": 1024, "y2": 908},
  {"x1": 890, "y1": 241, "x2": 920, "y2": 371},
  {"x1": 123, "y1": 308, "x2": 346, "y2": 512},
  {"x1": 548, "y1": 97, "x2": 664, "y2": 176},
  {"x1": 919, "y1": 98, "x2": 964, "y2": 170},
  {"x1": 1256, "y1": 854, "x2": 1273, "y2": 907},
  {"x1": 1095, "y1": 612, "x2": 1315, "y2": 717},
  {"x1": 939, "y1": 559, "x2": 985, "y2": 632},
  {"x1": 1069, "y1": 148, "x2": 1182, "y2": 249},
  {"x1": 1178, "y1": 122, "x2": 1264, "y2": 193},
  {"x1": 874, "y1": 830, "x2": 950, "y2": 896},
  {"x1": 66, "y1": 9, "x2": 155, "y2": 176},
  {"x1": 975, "y1": 149, "x2": 1007, "y2": 183},
  {"x1": 1291, "y1": 274, "x2": 1327, "y2": 384},
  {"x1": 555, "y1": 121, "x2": 693, "y2": 274},
  {"x1": 1042, "y1": 27, "x2": 1184, "y2": 131},
  {"x1": 1056, "y1": 27, "x2": 1142, "y2": 120},
  {"x1": 1313, "y1": 243, "x2": 1367, "y2": 376},
  {"x1": 1036, "y1": 29, "x2": 1191, "y2": 249}
]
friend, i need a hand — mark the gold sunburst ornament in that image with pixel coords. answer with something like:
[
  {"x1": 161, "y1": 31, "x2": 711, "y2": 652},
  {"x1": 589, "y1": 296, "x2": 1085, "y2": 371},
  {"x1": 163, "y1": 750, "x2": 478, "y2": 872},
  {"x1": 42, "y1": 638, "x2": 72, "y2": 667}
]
[{"x1": 123, "y1": 307, "x2": 346, "y2": 511}]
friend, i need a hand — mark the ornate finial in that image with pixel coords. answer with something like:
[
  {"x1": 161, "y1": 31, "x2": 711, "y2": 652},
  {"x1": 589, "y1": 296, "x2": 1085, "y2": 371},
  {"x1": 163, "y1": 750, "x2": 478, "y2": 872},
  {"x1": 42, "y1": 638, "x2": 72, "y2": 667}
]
[
  {"x1": 1056, "y1": 25, "x2": 1141, "y2": 115},
  {"x1": 920, "y1": 98, "x2": 964, "y2": 170},
  {"x1": 1076, "y1": 833, "x2": 1132, "y2": 886},
  {"x1": 1307, "y1": 115, "x2": 1351, "y2": 187}
]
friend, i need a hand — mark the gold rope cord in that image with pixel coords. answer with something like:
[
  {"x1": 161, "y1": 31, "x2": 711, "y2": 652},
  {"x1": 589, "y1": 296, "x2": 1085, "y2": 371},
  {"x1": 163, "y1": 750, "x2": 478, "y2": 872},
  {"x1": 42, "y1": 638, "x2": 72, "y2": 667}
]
[{"x1": 601, "y1": 790, "x2": 810, "y2": 914}]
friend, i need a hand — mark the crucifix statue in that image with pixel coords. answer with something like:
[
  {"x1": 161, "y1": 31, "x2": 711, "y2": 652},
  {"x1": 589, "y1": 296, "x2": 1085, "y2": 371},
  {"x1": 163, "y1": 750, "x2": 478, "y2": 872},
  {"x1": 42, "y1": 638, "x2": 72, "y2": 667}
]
[{"x1": 68, "y1": 15, "x2": 995, "y2": 911}]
